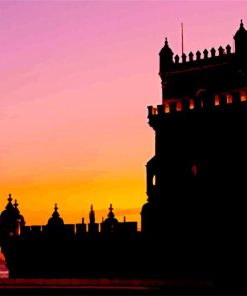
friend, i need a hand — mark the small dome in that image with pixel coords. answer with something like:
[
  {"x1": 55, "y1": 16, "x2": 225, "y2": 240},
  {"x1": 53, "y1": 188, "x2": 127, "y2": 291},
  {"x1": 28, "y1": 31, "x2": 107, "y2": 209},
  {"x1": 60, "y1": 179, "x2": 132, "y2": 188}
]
[
  {"x1": 47, "y1": 204, "x2": 64, "y2": 226},
  {"x1": 0, "y1": 195, "x2": 25, "y2": 238},
  {"x1": 160, "y1": 38, "x2": 173, "y2": 56},
  {"x1": 101, "y1": 204, "x2": 118, "y2": 233},
  {"x1": 234, "y1": 20, "x2": 247, "y2": 40}
]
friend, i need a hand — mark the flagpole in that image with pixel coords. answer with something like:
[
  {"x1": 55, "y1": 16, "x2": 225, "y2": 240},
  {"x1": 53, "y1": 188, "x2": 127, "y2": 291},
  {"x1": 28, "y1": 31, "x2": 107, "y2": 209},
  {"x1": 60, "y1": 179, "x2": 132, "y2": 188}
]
[{"x1": 181, "y1": 22, "x2": 184, "y2": 55}]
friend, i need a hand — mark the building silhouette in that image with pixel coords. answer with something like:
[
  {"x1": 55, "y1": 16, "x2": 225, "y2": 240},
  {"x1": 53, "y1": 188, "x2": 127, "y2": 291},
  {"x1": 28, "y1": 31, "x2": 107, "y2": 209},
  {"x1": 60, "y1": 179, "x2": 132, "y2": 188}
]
[{"x1": 0, "y1": 21, "x2": 247, "y2": 290}]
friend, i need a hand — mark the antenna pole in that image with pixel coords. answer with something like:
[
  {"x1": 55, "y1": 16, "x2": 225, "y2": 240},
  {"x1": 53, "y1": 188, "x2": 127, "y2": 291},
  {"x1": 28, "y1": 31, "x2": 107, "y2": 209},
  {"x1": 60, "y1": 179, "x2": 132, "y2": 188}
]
[{"x1": 181, "y1": 22, "x2": 184, "y2": 55}]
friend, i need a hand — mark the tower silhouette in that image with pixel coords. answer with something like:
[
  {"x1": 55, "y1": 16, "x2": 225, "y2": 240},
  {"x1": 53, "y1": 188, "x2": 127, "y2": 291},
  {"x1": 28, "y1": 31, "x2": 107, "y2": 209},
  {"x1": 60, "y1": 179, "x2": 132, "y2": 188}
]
[
  {"x1": 141, "y1": 21, "x2": 247, "y2": 284},
  {"x1": 0, "y1": 22, "x2": 247, "y2": 289}
]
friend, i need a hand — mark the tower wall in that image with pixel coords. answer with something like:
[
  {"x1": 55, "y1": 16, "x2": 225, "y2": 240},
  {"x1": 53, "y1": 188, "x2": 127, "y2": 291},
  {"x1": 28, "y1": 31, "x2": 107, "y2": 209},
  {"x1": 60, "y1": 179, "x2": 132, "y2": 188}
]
[{"x1": 142, "y1": 23, "x2": 247, "y2": 249}]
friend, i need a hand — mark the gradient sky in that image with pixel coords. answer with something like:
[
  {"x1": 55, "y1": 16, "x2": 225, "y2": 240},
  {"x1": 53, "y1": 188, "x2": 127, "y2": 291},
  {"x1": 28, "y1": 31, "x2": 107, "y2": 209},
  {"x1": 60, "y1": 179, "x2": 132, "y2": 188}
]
[{"x1": 0, "y1": 1, "x2": 246, "y2": 228}]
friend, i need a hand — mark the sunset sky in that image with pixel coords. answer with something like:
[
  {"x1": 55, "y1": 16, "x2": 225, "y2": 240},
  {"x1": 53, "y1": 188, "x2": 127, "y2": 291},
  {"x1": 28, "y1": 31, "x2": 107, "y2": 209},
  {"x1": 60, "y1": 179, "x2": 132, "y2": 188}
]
[{"x1": 0, "y1": 1, "x2": 246, "y2": 228}]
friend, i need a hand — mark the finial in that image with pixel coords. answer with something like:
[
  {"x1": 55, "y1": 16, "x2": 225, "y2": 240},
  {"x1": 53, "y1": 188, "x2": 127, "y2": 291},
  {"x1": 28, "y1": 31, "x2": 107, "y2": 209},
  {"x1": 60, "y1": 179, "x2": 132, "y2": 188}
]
[
  {"x1": 90, "y1": 204, "x2": 93, "y2": 211},
  {"x1": 82, "y1": 217, "x2": 84, "y2": 224},
  {"x1": 14, "y1": 199, "x2": 18, "y2": 208},
  {"x1": 124, "y1": 216, "x2": 126, "y2": 222},
  {"x1": 241, "y1": 19, "x2": 243, "y2": 27},
  {"x1": 165, "y1": 37, "x2": 168, "y2": 46},
  {"x1": 8, "y1": 194, "x2": 12, "y2": 203},
  {"x1": 54, "y1": 203, "x2": 58, "y2": 211},
  {"x1": 108, "y1": 204, "x2": 115, "y2": 219}
]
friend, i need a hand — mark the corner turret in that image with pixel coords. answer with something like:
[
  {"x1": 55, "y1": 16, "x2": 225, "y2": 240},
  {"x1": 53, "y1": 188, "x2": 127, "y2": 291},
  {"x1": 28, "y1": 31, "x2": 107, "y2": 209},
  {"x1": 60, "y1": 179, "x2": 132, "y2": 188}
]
[
  {"x1": 234, "y1": 20, "x2": 247, "y2": 57},
  {"x1": 159, "y1": 38, "x2": 174, "y2": 73}
]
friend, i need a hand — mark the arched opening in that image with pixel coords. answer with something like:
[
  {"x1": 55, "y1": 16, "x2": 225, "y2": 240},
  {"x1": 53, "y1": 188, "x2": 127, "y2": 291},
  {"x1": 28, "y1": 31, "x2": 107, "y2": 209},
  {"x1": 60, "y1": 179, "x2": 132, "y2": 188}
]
[
  {"x1": 191, "y1": 164, "x2": 198, "y2": 176},
  {"x1": 152, "y1": 174, "x2": 156, "y2": 186}
]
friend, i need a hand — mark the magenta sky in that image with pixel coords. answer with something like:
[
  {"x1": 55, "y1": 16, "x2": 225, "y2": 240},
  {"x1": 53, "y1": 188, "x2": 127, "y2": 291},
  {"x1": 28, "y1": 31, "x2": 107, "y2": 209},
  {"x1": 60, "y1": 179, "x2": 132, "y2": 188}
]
[{"x1": 0, "y1": 1, "x2": 246, "y2": 227}]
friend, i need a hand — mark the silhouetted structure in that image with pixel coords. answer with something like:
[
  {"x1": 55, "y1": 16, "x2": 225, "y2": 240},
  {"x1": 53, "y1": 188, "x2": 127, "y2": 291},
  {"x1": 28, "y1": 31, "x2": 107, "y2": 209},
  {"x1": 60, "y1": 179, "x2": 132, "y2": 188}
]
[{"x1": 0, "y1": 21, "x2": 247, "y2": 291}]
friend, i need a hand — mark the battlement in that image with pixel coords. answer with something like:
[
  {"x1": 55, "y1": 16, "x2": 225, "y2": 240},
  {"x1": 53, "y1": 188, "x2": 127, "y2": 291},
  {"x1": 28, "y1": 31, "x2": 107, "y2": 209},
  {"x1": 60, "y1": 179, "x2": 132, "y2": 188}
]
[
  {"x1": 20, "y1": 220, "x2": 138, "y2": 238},
  {"x1": 159, "y1": 21, "x2": 247, "y2": 82},
  {"x1": 148, "y1": 89, "x2": 247, "y2": 119},
  {"x1": 174, "y1": 45, "x2": 232, "y2": 66},
  {"x1": 159, "y1": 43, "x2": 238, "y2": 75}
]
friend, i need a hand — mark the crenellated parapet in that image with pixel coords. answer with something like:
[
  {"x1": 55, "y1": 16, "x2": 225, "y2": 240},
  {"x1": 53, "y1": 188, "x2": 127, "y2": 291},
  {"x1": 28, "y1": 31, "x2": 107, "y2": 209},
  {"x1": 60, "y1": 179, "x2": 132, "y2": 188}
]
[
  {"x1": 159, "y1": 21, "x2": 247, "y2": 100},
  {"x1": 160, "y1": 39, "x2": 236, "y2": 75},
  {"x1": 0, "y1": 201, "x2": 138, "y2": 242},
  {"x1": 172, "y1": 44, "x2": 232, "y2": 68},
  {"x1": 148, "y1": 88, "x2": 247, "y2": 127}
]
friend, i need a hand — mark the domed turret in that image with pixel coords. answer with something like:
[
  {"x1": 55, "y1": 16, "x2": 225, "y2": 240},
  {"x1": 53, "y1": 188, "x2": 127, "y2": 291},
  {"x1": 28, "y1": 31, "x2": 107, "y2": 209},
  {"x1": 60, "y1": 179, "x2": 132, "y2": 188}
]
[
  {"x1": 234, "y1": 20, "x2": 247, "y2": 56},
  {"x1": 0, "y1": 194, "x2": 25, "y2": 238},
  {"x1": 47, "y1": 204, "x2": 64, "y2": 235},
  {"x1": 101, "y1": 204, "x2": 118, "y2": 233},
  {"x1": 159, "y1": 38, "x2": 174, "y2": 73}
]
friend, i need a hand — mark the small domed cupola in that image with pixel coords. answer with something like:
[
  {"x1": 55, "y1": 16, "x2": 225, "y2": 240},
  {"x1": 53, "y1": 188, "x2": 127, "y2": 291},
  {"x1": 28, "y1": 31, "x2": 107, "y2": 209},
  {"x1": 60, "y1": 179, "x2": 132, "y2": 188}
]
[
  {"x1": 159, "y1": 37, "x2": 174, "y2": 72},
  {"x1": 0, "y1": 194, "x2": 25, "y2": 238},
  {"x1": 47, "y1": 204, "x2": 64, "y2": 234},
  {"x1": 234, "y1": 20, "x2": 247, "y2": 56},
  {"x1": 101, "y1": 204, "x2": 118, "y2": 233}
]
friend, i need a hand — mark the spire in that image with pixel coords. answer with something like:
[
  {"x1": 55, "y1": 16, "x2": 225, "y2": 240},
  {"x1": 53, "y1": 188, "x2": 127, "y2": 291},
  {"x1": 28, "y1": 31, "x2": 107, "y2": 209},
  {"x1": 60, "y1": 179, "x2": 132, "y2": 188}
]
[
  {"x1": 52, "y1": 203, "x2": 60, "y2": 218},
  {"x1": 14, "y1": 200, "x2": 18, "y2": 208},
  {"x1": 240, "y1": 19, "x2": 244, "y2": 28},
  {"x1": 89, "y1": 204, "x2": 95, "y2": 224},
  {"x1": 7, "y1": 194, "x2": 12, "y2": 203},
  {"x1": 13, "y1": 199, "x2": 20, "y2": 215},
  {"x1": 165, "y1": 37, "x2": 168, "y2": 47},
  {"x1": 6, "y1": 194, "x2": 14, "y2": 210}
]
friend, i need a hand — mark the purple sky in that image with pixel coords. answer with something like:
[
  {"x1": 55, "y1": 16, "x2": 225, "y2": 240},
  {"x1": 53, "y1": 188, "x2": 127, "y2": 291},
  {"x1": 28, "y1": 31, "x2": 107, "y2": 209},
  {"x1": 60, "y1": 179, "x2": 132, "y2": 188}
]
[{"x1": 0, "y1": 1, "x2": 246, "y2": 226}]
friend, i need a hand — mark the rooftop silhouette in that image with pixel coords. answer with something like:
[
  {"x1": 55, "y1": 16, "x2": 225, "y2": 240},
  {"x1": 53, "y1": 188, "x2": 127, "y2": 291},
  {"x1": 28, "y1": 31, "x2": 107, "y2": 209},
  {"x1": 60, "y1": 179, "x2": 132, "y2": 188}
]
[{"x1": 1, "y1": 20, "x2": 247, "y2": 293}]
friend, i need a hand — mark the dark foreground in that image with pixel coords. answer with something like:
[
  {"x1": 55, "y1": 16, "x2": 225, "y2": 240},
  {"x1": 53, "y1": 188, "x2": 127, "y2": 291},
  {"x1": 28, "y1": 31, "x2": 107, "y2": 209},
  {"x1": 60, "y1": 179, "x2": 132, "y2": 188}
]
[{"x1": 0, "y1": 278, "x2": 247, "y2": 295}]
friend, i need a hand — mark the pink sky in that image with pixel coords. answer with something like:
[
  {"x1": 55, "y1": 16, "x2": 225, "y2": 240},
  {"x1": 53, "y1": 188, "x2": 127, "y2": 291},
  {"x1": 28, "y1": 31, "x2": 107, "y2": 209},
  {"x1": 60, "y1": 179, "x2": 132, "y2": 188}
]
[{"x1": 0, "y1": 1, "x2": 246, "y2": 227}]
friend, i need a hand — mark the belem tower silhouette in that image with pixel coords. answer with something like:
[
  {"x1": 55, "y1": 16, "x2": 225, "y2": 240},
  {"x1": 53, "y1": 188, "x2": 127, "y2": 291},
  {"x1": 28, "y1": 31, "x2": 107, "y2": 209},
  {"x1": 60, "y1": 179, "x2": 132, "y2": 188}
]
[{"x1": 0, "y1": 21, "x2": 247, "y2": 287}]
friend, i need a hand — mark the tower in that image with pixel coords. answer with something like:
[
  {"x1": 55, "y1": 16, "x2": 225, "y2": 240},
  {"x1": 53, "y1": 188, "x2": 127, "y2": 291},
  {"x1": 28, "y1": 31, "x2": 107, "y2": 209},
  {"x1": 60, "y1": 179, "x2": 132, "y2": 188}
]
[
  {"x1": 88, "y1": 205, "x2": 99, "y2": 234},
  {"x1": 101, "y1": 204, "x2": 118, "y2": 233},
  {"x1": 47, "y1": 204, "x2": 64, "y2": 236},
  {"x1": 0, "y1": 194, "x2": 25, "y2": 239},
  {"x1": 141, "y1": 21, "x2": 247, "y2": 252}
]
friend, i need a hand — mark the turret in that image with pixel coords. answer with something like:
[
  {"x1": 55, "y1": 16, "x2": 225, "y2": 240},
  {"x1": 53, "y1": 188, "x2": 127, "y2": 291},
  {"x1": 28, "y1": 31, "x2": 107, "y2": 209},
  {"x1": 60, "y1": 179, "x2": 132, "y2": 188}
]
[
  {"x1": 88, "y1": 204, "x2": 99, "y2": 234},
  {"x1": 159, "y1": 38, "x2": 174, "y2": 73},
  {"x1": 47, "y1": 204, "x2": 64, "y2": 236},
  {"x1": 0, "y1": 194, "x2": 25, "y2": 239},
  {"x1": 89, "y1": 204, "x2": 95, "y2": 224},
  {"x1": 101, "y1": 204, "x2": 118, "y2": 233},
  {"x1": 234, "y1": 20, "x2": 247, "y2": 57}
]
